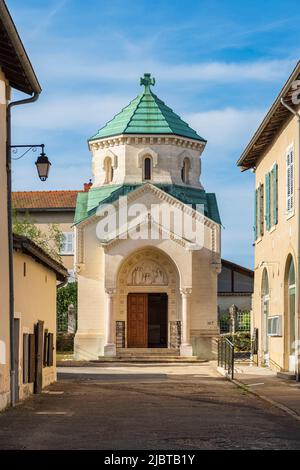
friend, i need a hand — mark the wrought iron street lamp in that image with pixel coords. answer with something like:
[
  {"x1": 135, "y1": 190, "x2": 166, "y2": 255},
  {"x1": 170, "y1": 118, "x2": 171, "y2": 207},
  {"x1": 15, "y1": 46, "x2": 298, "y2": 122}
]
[{"x1": 10, "y1": 144, "x2": 51, "y2": 181}]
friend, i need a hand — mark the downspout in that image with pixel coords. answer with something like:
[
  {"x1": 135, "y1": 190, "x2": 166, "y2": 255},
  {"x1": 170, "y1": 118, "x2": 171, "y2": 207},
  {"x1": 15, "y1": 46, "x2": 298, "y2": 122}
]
[
  {"x1": 7, "y1": 91, "x2": 40, "y2": 406},
  {"x1": 281, "y1": 98, "x2": 300, "y2": 381}
]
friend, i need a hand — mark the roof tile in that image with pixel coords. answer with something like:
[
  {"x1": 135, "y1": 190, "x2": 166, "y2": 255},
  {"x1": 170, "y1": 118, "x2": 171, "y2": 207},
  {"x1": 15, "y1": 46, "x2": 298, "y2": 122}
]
[{"x1": 13, "y1": 190, "x2": 82, "y2": 210}]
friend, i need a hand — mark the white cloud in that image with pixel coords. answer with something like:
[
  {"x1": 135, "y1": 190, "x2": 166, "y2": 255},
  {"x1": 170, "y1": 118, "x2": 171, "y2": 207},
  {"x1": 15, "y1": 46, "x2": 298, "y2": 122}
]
[
  {"x1": 185, "y1": 107, "x2": 264, "y2": 150},
  {"x1": 12, "y1": 94, "x2": 132, "y2": 133},
  {"x1": 37, "y1": 56, "x2": 294, "y2": 84}
]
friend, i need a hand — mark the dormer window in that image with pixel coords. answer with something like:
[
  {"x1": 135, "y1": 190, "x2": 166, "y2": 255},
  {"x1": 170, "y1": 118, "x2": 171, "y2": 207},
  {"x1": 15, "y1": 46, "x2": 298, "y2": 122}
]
[
  {"x1": 104, "y1": 157, "x2": 114, "y2": 184},
  {"x1": 143, "y1": 157, "x2": 152, "y2": 181},
  {"x1": 181, "y1": 158, "x2": 190, "y2": 184}
]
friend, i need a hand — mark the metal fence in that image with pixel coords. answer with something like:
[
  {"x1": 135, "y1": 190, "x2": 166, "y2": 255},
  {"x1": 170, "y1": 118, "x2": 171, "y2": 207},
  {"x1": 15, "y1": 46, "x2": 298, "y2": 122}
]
[
  {"x1": 218, "y1": 337, "x2": 235, "y2": 379},
  {"x1": 219, "y1": 310, "x2": 251, "y2": 334}
]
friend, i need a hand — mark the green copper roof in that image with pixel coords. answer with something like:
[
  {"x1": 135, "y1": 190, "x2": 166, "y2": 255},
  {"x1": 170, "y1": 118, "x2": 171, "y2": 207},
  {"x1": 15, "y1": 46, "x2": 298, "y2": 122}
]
[
  {"x1": 89, "y1": 73, "x2": 206, "y2": 143},
  {"x1": 74, "y1": 184, "x2": 221, "y2": 226}
]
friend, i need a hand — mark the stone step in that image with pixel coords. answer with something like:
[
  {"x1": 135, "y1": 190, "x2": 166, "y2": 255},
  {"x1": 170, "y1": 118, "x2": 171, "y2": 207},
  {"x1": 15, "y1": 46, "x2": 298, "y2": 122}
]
[
  {"x1": 95, "y1": 356, "x2": 202, "y2": 363},
  {"x1": 277, "y1": 371, "x2": 297, "y2": 380},
  {"x1": 117, "y1": 348, "x2": 180, "y2": 357}
]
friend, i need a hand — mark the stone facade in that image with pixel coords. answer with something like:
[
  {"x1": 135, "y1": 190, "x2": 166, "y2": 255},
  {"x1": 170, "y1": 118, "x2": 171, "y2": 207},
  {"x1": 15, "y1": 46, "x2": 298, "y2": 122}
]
[
  {"x1": 0, "y1": 69, "x2": 10, "y2": 410},
  {"x1": 237, "y1": 62, "x2": 300, "y2": 374}
]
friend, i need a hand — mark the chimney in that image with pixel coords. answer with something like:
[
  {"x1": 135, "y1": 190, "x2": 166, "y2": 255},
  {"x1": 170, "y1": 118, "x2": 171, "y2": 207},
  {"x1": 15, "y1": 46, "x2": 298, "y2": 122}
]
[{"x1": 84, "y1": 179, "x2": 93, "y2": 192}]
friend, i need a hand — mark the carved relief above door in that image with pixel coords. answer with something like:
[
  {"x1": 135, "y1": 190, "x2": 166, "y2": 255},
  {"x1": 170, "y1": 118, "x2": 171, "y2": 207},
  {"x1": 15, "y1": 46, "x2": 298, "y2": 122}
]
[{"x1": 127, "y1": 261, "x2": 168, "y2": 286}]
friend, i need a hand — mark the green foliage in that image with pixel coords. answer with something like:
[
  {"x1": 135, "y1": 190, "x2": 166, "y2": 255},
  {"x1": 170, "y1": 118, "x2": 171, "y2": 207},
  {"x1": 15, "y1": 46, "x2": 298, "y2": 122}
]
[
  {"x1": 225, "y1": 332, "x2": 251, "y2": 352},
  {"x1": 57, "y1": 282, "x2": 78, "y2": 332},
  {"x1": 13, "y1": 210, "x2": 63, "y2": 263}
]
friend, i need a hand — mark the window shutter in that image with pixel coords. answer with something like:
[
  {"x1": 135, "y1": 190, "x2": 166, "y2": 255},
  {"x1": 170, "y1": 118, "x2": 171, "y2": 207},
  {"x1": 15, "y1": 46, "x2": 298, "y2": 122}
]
[
  {"x1": 23, "y1": 334, "x2": 29, "y2": 384},
  {"x1": 259, "y1": 183, "x2": 264, "y2": 237},
  {"x1": 47, "y1": 333, "x2": 54, "y2": 367},
  {"x1": 28, "y1": 333, "x2": 36, "y2": 383},
  {"x1": 43, "y1": 330, "x2": 48, "y2": 368},
  {"x1": 265, "y1": 173, "x2": 270, "y2": 231},
  {"x1": 254, "y1": 189, "x2": 258, "y2": 240},
  {"x1": 287, "y1": 148, "x2": 294, "y2": 211},
  {"x1": 272, "y1": 163, "x2": 278, "y2": 225}
]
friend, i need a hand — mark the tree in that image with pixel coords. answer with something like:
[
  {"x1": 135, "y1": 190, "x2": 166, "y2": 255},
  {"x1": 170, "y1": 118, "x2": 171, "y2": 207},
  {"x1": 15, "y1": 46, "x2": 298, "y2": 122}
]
[
  {"x1": 13, "y1": 210, "x2": 64, "y2": 263},
  {"x1": 57, "y1": 282, "x2": 78, "y2": 332}
]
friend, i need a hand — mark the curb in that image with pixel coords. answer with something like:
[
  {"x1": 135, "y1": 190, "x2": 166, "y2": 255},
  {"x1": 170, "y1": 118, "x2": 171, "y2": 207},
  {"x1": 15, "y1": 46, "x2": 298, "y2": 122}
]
[{"x1": 217, "y1": 367, "x2": 300, "y2": 423}]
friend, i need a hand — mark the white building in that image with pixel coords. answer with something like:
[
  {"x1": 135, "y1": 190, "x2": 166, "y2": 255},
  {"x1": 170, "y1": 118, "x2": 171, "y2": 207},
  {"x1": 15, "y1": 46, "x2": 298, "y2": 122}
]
[{"x1": 74, "y1": 74, "x2": 222, "y2": 360}]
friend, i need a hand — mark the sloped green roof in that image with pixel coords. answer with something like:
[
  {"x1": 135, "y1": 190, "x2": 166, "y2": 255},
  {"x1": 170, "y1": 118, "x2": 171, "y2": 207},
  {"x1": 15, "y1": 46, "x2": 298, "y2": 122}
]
[
  {"x1": 74, "y1": 184, "x2": 221, "y2": 226},
  {"x1": 90, "y1": 73, "x2": 206, "y2": 143}
]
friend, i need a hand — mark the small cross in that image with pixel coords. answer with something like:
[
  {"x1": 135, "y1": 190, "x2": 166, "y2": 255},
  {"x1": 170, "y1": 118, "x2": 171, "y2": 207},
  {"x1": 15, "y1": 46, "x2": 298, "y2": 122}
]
[{"x1": 140, "y1": 73, "x2": 155, "y2": 89}]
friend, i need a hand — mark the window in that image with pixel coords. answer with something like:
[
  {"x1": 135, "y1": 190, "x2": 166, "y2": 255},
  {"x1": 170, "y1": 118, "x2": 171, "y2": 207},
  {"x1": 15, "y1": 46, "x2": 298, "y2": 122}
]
[
  {"x1": 261, "y1": 269, "x2": 269, "y2": 358},
  {"x1": 254, "y1": 183, "x2": 264, "y2": 239},
  {"x1": 288, "y1": 257, "x2": 296, "y2": 360},
  {"x1": 60, "y1": 232, "x2": 74, "y2": 255},
  {"x1": 265, "y1": 163, "x2": 278, "y2": 230},
  {"x1": 267, "y1": 316, "x2": 282, "y2": 336},
  {"x1": 287, "y1": 146, "x2": 294, "y2": 212},
  {"x1": 181, "y1": 158, "x2": 191, "y2": 184},
  {"x1": 143, "y1": 157, "x2": 152, "y2": 180},
  {"x1": 104, "y1": 157, "x2": 114, "y2": 184}
]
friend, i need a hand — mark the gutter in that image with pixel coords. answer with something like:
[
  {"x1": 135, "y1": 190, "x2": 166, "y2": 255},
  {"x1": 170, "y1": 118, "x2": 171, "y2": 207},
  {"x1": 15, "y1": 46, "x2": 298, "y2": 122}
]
[
  {"x1": 281, "y1": 98, "x2": 300, "y2": 381},
  {"x1": 7, "y1": 92, "x2": 40, "y2": 407}
]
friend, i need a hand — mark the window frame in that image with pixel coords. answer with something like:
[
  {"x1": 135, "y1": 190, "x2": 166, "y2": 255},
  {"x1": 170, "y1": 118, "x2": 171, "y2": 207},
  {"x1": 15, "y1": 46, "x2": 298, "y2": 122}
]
[
  {"x1": 60, "y1": 232, "x2": 74, "y2": 255},
  {"x1": 286, "y1": 144, "x2": 294, "y2": 214},
  {"x1": 143, "y1": 156, "x2": 152, "y2": 181}
]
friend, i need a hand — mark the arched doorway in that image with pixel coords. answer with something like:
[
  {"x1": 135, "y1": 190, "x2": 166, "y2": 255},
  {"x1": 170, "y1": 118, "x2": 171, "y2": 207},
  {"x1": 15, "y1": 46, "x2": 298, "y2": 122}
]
[
  {"x1": 286, "y1": 256, "x2": 296, "y2": 372},
  {"x1": 261, "y1": 268, "x2": 269, "y2": 365},
  {"x1": 116, "y1": 247, "x2": 180, "y2": 349}
]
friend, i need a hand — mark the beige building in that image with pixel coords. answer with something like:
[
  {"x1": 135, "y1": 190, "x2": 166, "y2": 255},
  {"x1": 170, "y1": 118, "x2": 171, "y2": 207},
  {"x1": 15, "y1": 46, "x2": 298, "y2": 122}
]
[
  {"x1": 237, "y1": 61, "x2": 300, "y2": 376},
  {"x1": 74, "y1": 74, "x2": 222, "y2": 360},
  {"x1": 13, "y1": 235, "x2": 67, "y2": 402},
  {"x1": 0, "y1": 0, "x2": 68, "y2": 410},
  {"x1": 0, "y1": 0, "x2": 41, "y2": 410},
  {"x1": 12, "y1": 188, "x2": 91, "y2": 278}
]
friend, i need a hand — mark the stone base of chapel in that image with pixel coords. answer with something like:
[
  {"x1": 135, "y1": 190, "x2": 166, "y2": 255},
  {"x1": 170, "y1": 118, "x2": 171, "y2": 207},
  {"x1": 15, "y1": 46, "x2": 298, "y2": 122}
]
[{"x1": 74, "y1": 333, "x2": 105, "y2": 360}]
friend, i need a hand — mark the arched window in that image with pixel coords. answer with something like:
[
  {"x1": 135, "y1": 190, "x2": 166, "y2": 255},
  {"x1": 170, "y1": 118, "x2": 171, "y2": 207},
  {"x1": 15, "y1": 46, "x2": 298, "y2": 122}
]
[
  {"x1": 287, "y1": 256, "x2": 296, "y2": 371},
  {"x1": 261, "y1": 269, "x2": 269, "y2": 363},
  {"x1": 104, "y1": 157, "x2": 113, "y2": 184},
  {"x1": 181, "y1": 158, "x2": 191, "y2": 184},
  {"x1": 144, "y1": 157, "x2": 152, "y2": 181}
]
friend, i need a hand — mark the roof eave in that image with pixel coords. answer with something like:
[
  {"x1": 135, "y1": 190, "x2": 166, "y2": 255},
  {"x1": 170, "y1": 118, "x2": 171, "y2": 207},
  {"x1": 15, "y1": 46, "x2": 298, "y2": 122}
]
[
  {"x1": 0, "y1": 0, "x2": 41, "y2": 95},
  {"x1": 13, "y1": 234, "x2": 68, "y2": 282},
  {"x1": 88, "y1": 132, "x2": 207, "y2": 148},
  {"x1": 237, "y1": 60, "x2": 300, "y2": 170}
]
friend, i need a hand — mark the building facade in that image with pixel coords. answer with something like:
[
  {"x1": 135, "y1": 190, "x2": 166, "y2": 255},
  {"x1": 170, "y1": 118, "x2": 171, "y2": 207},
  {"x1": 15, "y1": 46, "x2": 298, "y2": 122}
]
[
  {"x1": 0, "y1": 58, "x2": 10, "y2": 411},
  {"x1": 0, "y1": 0, "x2": 41, "y2": 410},
  {"x1": 237, "y1": 62, "x2": 300, "y2": 375},
  {"x1": 218, "y1": 259, "x2": 253, "y2": 315},
  {"x1": 74, "y1": 74, "x2": 222, "y2": 360},
  {"x1": 13, "y1": 235, "x2": 67, "y2": 402},
  {"x1": 12, "y1": 188, "x2": 91, "y2": 280}
]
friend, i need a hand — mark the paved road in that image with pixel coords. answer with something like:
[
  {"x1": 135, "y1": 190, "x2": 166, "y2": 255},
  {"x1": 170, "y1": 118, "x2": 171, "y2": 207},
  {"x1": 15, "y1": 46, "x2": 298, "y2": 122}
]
[{"x1": 0, "y1": 362, "x2": 300, "y2": 449}]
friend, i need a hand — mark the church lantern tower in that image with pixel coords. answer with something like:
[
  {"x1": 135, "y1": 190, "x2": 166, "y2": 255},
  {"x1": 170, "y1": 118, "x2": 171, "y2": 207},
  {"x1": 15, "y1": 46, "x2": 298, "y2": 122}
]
[{"x1": 74, "y1": 74, "x2": 221, "y2": 360}]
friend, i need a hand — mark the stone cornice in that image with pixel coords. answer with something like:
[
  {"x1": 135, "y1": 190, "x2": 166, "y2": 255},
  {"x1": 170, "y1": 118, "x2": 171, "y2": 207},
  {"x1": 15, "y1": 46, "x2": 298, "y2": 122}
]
[{"x1": 89, "y1": 134, "x2": 205, "y2": 152}]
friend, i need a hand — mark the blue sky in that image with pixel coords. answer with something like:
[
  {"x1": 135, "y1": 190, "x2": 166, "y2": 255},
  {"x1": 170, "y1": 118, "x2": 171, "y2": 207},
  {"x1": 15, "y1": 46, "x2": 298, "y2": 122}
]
[{"x1": 7, "y1": 0, "x2": 300, "y2": 268}]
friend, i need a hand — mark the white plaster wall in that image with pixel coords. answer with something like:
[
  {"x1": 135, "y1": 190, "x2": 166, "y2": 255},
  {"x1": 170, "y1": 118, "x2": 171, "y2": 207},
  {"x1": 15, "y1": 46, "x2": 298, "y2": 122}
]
[{"x1": 0, "y1": 70, "x2": 10, "y2": 410}]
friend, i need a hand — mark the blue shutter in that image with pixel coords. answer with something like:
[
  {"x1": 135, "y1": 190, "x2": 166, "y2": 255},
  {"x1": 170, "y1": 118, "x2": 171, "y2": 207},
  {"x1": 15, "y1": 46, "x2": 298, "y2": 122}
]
[
  {"x1": 254, "y1": 189, "x2": 258, "y2": 240},
  {"x1": 272, "y1": 164, "x2": 278, "y2": 225},
  {"x1": 265, "y1": 173, "x2": 270, "y2": 231}
]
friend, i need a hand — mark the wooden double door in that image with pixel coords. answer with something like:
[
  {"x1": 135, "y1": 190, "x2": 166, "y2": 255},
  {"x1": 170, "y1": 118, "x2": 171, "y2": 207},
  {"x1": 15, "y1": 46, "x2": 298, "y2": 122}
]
[{"x1": 127, "y1": 293, "x2": 168, "y2": 348}]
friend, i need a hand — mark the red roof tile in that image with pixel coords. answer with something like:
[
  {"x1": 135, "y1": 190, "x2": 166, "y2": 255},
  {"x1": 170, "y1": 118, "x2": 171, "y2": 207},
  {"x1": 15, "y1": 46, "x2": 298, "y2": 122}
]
[{"x1": 12, "y1": 190, "x2": 82, "y2": 210}]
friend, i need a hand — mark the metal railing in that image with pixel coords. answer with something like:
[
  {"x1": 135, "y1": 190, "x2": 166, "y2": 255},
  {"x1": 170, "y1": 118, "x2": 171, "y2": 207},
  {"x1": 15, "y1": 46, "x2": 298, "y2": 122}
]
[{"x1": 218, "y1": 337, "x2": 235, "y2": 380}]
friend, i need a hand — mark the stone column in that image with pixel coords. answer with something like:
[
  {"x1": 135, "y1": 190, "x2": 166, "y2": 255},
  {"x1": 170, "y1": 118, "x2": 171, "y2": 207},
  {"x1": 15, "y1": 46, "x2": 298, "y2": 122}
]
[
  {"x1": 180, "y1": 288, "x2": 193, "y2": 357},
  {"x1": 104, "y1": 288, "x2": 117, "y2": 357}
]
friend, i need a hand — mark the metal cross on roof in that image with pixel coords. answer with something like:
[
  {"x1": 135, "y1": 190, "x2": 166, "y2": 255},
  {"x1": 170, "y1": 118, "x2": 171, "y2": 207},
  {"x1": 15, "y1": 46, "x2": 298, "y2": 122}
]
[{"x1": 140, "y1": 73, "x2": 155, "y2": 90}]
